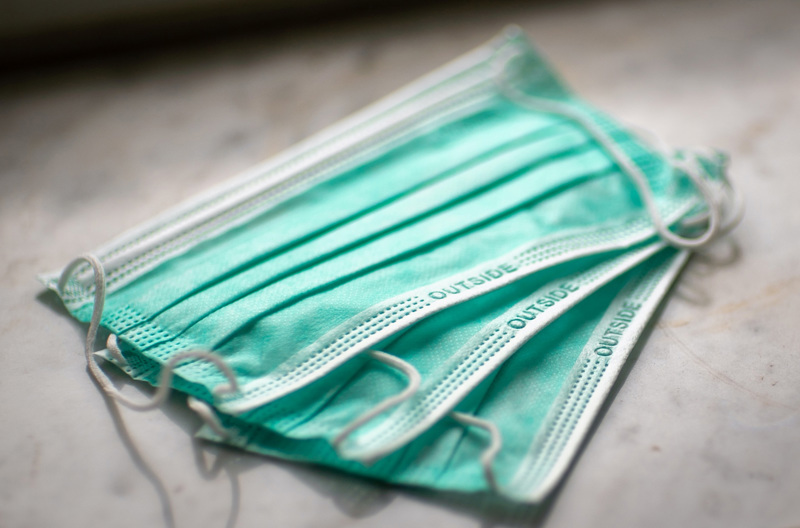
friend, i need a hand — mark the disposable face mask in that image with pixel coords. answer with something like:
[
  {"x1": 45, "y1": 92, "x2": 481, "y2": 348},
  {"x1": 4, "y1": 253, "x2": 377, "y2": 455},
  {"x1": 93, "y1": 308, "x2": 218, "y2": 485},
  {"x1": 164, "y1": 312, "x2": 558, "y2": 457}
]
[
  {"x1": 45, "y1": 29, "x2": 711, "y2": 383},
  {"x1": 207, "y1": 175, "x2": 701, "y2": 417},
  {"x1": 42, "y1": 26, "x2": 740, "y2": 503},
  {"x1": 187, "y1": 248, "x2": 688, "y2": 502},
  {"x1": 63, "y1": 126, "x2": 683, "y2": 415},
  {"x1": 91, "y1": 141, "x2": 725, "y2": 453},
  {"x1": 95, "y1": 235, "x2": 661, "y2": 444},
  {"x1": 87, "y1": 137, "x2": 721, "y2": 445}
]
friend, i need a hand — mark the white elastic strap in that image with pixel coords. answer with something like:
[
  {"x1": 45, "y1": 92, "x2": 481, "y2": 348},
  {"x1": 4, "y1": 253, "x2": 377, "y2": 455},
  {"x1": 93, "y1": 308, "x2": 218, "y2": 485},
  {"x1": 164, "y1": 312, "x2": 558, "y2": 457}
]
[
  {"x1": 670, "y1": 154, "x2": 723, "y2": 237},
  {"x1": 686, "y1": 147, "x2": 744, "y2": 236},
  {"x1": 106, "y1": 334, "x2": 128, "y2": 366},
  {"x1": 492, "y1": 45, "x2": 726, "y2": 250},
  {"x1": 187, "y1": 396, "x2": 230, "y2": 438},
  {"x1": 627, "y1": 126, "x2": 742, "y2": 237},
  {"x1": 58, "y1": 254, "x2": 239, "y2": 412},
  {"x1": 331, "y1": 350, "x2": 421, "y2": 453},
  {"x1": 451, "y1": 411, "x2": 502, "y2": 493},
  {"x1": 718, "y1": 180, "x2": 745, "y2": 236}
]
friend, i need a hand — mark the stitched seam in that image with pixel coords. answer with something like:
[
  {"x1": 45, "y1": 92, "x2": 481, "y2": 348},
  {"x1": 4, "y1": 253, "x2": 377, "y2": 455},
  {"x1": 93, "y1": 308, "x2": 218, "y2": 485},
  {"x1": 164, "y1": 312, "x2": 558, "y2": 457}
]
[{"x1": 518, "y1": 357, "x2": 608, "y2": 490}]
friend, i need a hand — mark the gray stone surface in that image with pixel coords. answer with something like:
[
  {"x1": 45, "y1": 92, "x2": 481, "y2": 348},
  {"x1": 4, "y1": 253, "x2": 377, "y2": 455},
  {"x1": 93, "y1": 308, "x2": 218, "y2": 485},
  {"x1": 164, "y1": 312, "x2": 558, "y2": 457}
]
[{"x1": 1, "y1": 1, "x2": 798, "y2": 526}]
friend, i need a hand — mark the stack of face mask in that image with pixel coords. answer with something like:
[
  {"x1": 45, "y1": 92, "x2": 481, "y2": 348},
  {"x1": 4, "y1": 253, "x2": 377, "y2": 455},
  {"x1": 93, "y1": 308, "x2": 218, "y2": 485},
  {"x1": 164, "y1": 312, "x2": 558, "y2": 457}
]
[{"x1": 41, "y1": 26, "x2": 740, "y2": 503}]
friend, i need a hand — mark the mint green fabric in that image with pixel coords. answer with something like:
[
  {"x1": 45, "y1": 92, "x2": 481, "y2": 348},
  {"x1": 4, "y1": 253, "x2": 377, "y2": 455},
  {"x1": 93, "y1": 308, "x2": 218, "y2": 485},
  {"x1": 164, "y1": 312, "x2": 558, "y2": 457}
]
[
  {"x1": 185, "y1": 249, "x2": 686, "y2": 501},
  {"x1": 46, "y1": 28, "x2": 724, "y2": 503},
  {"x1": 102, "y1": 237, "x2": 651, "y2": 437},
  {"x1": 335, "y1": 241, "x2": 665, "y2": 460},
  {"x1": 68, "y1": 28, "x2": 716, "y2": 440},
  {"x1": 71, "y1": 36, "x2": 704, "y2": 412}
]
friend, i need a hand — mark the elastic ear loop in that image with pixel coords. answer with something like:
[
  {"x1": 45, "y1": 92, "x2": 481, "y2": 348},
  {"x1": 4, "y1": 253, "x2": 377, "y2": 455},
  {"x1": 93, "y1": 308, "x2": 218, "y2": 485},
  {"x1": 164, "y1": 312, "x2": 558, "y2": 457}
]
[
  {"x1": 58, "y1": 254, "x2": 239, "y2": 434},
  {"x1": 451, "y1": 412, "x2": 502, "y2": 493},
  {"x1": 629, "y1": 121, "x2": 743, "y2": 237},
  {"x1": 109, "y1": 335, "x2": 230, "y2": 437},
  {"x1": 186, "y1": 396, "x2": 230, "y2": 438},
  {"x1": 331, "y1": 350, "x2": 421, "y2": 454},
  {"x1": 669, "y1": 154, "x2": 724, "y2": 232},
  {"x1": 624, "y1": 132, "x2": 743, "y2": 238},
  {"x1": 682, "y1": 147, "x2": 744, "y2": 236},
  {"x1": 491, "y1": 44, "x2": 724, "y2": 250}
]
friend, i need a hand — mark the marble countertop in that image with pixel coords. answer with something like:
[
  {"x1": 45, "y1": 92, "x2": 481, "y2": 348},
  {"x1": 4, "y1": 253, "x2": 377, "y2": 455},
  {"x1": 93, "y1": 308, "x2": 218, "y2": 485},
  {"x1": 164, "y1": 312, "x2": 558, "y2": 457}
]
[{"x1": 1, "y1": 1, "x2": 798, "y2": 526}]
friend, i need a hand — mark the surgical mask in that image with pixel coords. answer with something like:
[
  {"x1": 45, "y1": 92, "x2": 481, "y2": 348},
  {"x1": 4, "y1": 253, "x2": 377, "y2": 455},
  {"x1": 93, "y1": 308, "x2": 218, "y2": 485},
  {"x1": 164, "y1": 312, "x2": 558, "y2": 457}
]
[
  {"x1": 89, "y1": 139, "x2": 721, "y2": 449},
  {"x1": 186, "y1": 248, "x2": 688, "y2": 501},
  {"x1": 42, "y1": 26, "x2": 739, "y2": 502},
  {"x1": 96, "y1": 235, "x2": 663, "y2": 441}
]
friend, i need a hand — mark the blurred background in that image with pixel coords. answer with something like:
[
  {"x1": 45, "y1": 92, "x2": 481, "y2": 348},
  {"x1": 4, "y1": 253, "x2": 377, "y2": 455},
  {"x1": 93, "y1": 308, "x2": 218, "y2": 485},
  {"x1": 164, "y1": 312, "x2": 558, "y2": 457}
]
[
  {"x1": 1, "y1": 1, "x2": 799, "y2": 527},
  {"x1": 1, "y1": 0, "x2": 446, "y2": 68}
]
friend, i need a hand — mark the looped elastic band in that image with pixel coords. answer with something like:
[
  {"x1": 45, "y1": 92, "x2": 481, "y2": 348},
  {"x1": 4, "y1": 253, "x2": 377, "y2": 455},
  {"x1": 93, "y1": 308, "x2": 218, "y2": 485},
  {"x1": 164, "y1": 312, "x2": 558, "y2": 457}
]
[
  {"x1": 331, "y1": 350, "x2": 421, "y2": 455},
  {"x1": 681, "y1": 147, "x2": 744, "y2": 237},
  {"x1": 451, "y1": 411, "x2": 502, "y2": 492},
  {"x1": 491, "y1": 41, "x2": 738, "y2": 251},
  {"x1": 58, "y1": 254, "x2": 239, "y2": 427},
  {"x1": 187, "y1": 396, "x2": 230, "y2": 438}
]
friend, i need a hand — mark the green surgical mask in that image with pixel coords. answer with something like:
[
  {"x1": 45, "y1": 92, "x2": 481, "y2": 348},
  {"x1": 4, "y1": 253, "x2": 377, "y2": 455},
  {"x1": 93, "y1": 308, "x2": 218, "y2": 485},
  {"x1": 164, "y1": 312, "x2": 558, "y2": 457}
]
[
  {"x1": 96, "y1": 235, "x2": 663, "y2": 442},
  {"x1": 42, "y1": 26, "x2": 739, "y2": 503},
  {"x1": 187, "y1": 248, "x2": 688, "y2": 501}
]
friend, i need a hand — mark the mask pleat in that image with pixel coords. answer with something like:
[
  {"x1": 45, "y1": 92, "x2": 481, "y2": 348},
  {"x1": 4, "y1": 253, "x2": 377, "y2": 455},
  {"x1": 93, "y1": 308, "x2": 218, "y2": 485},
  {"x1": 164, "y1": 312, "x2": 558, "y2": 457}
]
[
  {"x1": 139, "y1": 161, "x2": 614, "y2": 368},
  {"x1": 102, "y1": 104, "x2": 568, "y2": 331},
  {"x1": 143, "y1": 128, "x2": 591, "y2": 331}
]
